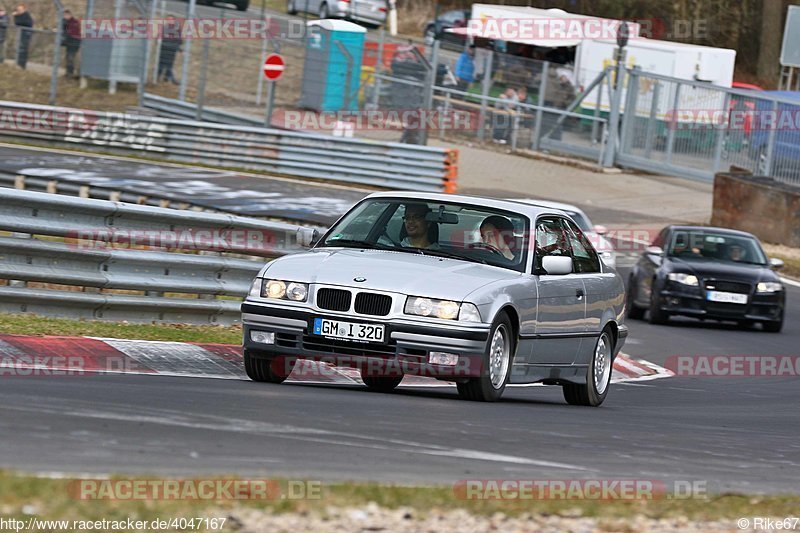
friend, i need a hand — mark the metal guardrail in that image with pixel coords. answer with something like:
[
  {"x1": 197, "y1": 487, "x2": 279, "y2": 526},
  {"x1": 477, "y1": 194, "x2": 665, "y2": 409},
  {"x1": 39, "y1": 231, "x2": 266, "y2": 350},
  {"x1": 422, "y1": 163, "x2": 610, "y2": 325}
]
[
  {"x1": 0, "y1": 100, "x2": 459, "y2": 193},
  {"x1": 0, "y1": 188, "x2": 318, "y2": 325}
]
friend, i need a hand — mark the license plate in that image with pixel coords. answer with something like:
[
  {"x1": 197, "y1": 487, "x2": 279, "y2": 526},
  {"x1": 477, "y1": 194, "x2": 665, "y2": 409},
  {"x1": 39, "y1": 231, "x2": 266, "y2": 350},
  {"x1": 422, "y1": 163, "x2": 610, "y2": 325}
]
[
  {"x1": 707, "y1": 291, "x2": 748, "y2": 304},
  {"x1": 313, "y1": 318, "x2": 385, "y2": 343}
]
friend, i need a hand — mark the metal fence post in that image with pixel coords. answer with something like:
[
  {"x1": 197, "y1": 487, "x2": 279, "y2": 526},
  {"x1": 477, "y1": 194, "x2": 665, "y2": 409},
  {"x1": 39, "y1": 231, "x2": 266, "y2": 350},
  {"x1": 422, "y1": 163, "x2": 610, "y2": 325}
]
[
  {"x1": 372, "y1": 29, "x2": 385, "y2": 109},
  {"x1": 602, "y1": 48, "x2": 626, "y2": 168},
  {"x1": 665, "y1": 84, "x2": 681, "y2": 165},
  {"x1": 644, "y1": 82, "x2": 660, "y2": 159},
  {"x1": 50, "y1": 0, "x2": 65, "y2": 105},
  {"x1": 152, "y1": 0, "x2": 165, "y2": 82},
  {"x1": 255, "y1": 35, "x2": 268, "y2": 105},
  {"x1": 764, "y1": 100, "x2": 779, "y2": 176},
  {"x1": 712, "y1": 92, "x2": 731, "y2": 173},
  {"x1": 619, "y1": 68, "x2": 639, "y2": 155},
  {"x1": 532, "y1": 61, "x2": 549, "y2": 151},
  {"x1": 178, "y1": 0, "x2": 196, "y2": 102},
  {"x1": 195, "y1": 37, "x2": 210, "y2": 120},
  {"x1": 477, "y1": 50, "x2": 493, "y2": 142},
  {"x1": 420, "y1": 39, "x2": 439, "y2": 146}
]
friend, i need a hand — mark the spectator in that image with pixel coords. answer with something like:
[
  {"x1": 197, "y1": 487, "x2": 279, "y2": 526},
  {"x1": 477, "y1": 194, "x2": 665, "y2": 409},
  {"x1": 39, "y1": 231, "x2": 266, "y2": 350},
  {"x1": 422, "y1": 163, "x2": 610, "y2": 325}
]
[
  {"x1": 61, "y1": 9, "x2": 80, "y2": 78},
  {"x1": 0, "y1": 7, "x2": 8, "y2": 63},
  {"x1": 12, "y1": 3, "x2": 33, "y2": 70},
  {"x1": 158, "y1": 15, "x2": 182, "y2": 84},
  {"x1": 541, "y1": 67, "x2": 576, "y2": 140},
  {"x1": 492, "y1": 87, "x2": 518, "y2": 144},
  {"x1": 454, "y1": 44, "x2": 475, "y2": 95}
]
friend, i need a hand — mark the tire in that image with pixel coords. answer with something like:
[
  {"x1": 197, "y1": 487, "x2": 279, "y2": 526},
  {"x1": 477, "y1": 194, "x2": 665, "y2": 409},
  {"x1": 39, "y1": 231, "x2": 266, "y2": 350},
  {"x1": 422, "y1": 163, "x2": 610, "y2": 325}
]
[
  {"x1": 244, "y1": 350, "x2": 295, "y2": 384},
  {"x1": 361, "y1": 373, "x2": 403, "y2": 392},
  {"x1": 763, "y1": 316, "x2": 783, "y2": 333},
  {"x1": 648, "y1": 282, "x2": 669, "y2": 325},
  {"x1": 457, "y1": 313, "x2": 514, "y2": 402},
  {"x1": 287, "y1": 0, "x2": 297, "y2": 15},
  {"x1": 236, "y1": 0, "x2": 249, "y2": 11},
  {"x1": 626, "y1": 276, "x2": 645, "y2": 320},
  {"x1": 563, "y1": 329, "x2": 614, "y2": 407},
  {"x1": 319, "y1": 2, "x2": 328, "y2": 18}
]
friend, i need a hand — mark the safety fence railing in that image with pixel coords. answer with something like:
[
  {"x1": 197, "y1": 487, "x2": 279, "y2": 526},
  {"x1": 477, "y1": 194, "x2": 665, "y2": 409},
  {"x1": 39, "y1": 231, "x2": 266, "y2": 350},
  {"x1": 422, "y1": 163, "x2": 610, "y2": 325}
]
[
  {"x1": 0, "y1": 100, "x2": 459, "y2": 192},
  {"x1": 0, "y1": 187, "x2": 319, "y2": 325}
]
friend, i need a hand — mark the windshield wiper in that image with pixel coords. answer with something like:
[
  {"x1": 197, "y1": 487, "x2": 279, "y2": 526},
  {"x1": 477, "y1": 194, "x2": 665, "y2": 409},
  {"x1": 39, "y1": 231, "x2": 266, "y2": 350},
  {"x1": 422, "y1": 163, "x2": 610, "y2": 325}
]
[
  {"x1": 422, "y1": 249, "x2": 487, "y2": 264},
  {"x1": 323, "y1": 239, "x2": 392, "y2": 250}
]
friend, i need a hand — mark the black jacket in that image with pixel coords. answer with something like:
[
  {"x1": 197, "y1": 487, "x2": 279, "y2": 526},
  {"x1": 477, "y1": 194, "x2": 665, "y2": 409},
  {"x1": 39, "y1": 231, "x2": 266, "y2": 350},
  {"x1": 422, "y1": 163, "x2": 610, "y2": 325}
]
[{"x1": 13, "y1": 11, "x2": 33, "y2": 28}]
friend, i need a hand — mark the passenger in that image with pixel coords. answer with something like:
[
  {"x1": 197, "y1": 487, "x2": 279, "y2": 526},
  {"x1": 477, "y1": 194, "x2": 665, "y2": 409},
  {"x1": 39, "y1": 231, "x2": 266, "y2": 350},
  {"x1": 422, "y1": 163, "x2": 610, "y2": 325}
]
[
  {"x1": 400, "y1": 204, "x2": 440, "y2": 249},
  {"x1": 480, "y1": 215, "x2": 517, "y2": 260},
  {"x1": 728, "y1": 244, "x2": 746, "y2": 262}
]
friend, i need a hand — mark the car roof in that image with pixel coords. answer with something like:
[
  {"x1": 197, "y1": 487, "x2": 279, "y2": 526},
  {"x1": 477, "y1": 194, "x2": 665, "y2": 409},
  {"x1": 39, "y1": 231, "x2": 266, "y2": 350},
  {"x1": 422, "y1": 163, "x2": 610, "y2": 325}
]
[
  {"x1": 364, "y1": 191, "x2": 566, "y2": 219},
  {"x1": 511, "y1": 198, "x2": 587, "y2": 215},
  {"x1": 667, "y1": 225, "x2": 758, "y2": 238}
]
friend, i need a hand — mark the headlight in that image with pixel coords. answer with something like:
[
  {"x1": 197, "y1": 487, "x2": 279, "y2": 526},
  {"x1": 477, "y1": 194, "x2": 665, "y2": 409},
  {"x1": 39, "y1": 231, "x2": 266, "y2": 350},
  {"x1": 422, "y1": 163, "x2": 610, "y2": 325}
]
[
  {"x1": 668, "y1": 273, "x2": 699, "y2": 286},
  {"x1": 262, "y1": 279, "x2": 309, "y2": 302},
  {"x1": 757, "y1": 282, "x2": 783, "y2": 293},
  {"x1": 404, "y1": 297, "x2": 482, "y2": 322}
]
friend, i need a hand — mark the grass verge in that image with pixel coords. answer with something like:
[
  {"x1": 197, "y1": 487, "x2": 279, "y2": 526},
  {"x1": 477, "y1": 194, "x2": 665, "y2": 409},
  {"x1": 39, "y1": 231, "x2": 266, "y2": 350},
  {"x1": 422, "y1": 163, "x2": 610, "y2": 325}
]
[
  {"x1": 0, "y1": 471, "x2": 799, "y2": 525},
  {"x1": 0, "y1": 313, "x2": 241, "y2": 344}
]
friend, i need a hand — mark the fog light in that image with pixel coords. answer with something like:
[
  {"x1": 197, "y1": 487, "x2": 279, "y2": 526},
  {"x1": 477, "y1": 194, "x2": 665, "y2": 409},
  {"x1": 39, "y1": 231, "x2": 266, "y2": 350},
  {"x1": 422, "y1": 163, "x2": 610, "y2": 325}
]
[
  {"x1": 250, "y1": 331, "x2": 275, "y2": 345},
  {"x1": 428, "y1": 352, "x2": 459, "y2": 365}
]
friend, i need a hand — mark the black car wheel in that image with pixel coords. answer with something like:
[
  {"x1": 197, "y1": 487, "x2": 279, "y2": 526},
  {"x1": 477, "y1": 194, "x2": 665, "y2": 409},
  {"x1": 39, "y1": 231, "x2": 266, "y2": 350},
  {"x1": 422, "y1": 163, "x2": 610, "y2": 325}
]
[
  {"x1": 235, "y1": 0, "x2": 249, "y2": 11},
  {"x1": 626, "y1": 276, "x2": 645, "y2": 320},
  {"x1": 563, "y1": 328, "x2": 614, "y2": 407},
  {"x1": 648, "y1": 282, "x2": 669, "y2": 324},
  {"x1": 287, "y1": 0, "x2": 297, "y2": 15},
  {"x1": 244, "y1": 350, "x2": 295, "y2": 383},
  {"x1": 457, "y1": 313, "x2": 514, "y2": 402},
  {"x1": 763, "y1": 315, "x2": 783, "y2": 333},
  {"x1": 319, "y1": 2, "x2": 329, "y2": 18}
]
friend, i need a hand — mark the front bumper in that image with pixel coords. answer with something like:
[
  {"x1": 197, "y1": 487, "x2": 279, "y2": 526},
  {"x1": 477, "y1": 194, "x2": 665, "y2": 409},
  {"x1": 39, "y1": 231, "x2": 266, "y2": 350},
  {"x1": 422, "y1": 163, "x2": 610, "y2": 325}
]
[
  {"x1": 654, "y1": 286, "x2": 784, "y2": 322},
  {"x1": 241, "y1": 301, "x2": 490, "y2": 379}
]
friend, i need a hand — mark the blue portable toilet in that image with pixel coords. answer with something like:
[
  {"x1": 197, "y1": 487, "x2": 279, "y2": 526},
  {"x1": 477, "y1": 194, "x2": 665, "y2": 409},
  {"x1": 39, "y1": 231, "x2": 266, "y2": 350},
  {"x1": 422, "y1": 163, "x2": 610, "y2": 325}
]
[{"x1": 300, "y1": 20, "x2": 366, "y2": 112}]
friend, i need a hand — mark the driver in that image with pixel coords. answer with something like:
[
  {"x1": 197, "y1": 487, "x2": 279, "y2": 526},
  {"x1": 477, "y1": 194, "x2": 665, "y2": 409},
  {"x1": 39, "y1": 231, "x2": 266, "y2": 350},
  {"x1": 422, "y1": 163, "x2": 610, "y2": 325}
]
[
  {"x1": 400, "y1": 203, "x2": 440, "y2": 249},
  {"x1": 728, "y1": 244, "x2": 746, "y2": 262},
  {"x1": 479, "y1": 216, "x2": 517, "y2": 261}
]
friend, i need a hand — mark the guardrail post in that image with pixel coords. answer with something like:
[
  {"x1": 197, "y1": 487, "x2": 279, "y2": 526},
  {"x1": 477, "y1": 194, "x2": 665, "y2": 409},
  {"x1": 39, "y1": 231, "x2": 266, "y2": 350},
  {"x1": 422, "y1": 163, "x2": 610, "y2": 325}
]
[
  {"x1": 14, "y1": 176, "x2": 25, "y2": 190},
  {"x1": 443, "y1": 149, "x2": 458, "y2": 193},
  {"x1": 477, "y1": 51, "x2": 493, "y2": 142}
]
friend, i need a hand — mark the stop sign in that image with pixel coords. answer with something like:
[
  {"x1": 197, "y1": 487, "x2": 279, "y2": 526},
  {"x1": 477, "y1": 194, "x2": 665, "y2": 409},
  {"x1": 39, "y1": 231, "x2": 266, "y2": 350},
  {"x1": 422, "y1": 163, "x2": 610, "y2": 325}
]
[{"x1": 263, "y1": 53, "x2": 285, "y2": 81}]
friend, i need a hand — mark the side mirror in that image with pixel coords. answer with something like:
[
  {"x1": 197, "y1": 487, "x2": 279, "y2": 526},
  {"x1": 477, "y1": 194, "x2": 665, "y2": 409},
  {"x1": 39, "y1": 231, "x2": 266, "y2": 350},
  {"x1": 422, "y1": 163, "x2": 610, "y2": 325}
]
[
  {"x1": 541, "y1": 255, "x2": 573, "y2": 275},
  {"x1": 298, "y1": 227, "x2": 322, "y2": 248},
  {"x1": 769, "y1": 257, "x2": 785, "y2": 270},
  {"x1": 645, "y1": 246, "x2": 664, "y2": 257},
  {"x1": 593, "y1": 224, "x2": 608, "y2": 236}
]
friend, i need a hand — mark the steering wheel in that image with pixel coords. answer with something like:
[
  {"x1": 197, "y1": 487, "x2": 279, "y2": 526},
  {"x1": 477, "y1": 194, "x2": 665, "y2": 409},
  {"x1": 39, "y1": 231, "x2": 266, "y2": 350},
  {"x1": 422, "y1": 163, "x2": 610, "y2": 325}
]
[{"x1": 470, "y1": 241, "x2": 506, "y2": 257}]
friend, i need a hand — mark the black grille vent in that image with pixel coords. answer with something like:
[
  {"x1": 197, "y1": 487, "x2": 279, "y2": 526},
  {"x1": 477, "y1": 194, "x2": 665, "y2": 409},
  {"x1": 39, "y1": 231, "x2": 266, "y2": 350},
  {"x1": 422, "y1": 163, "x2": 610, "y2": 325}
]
[
  {"x1": 705, "y1": 280, "x2": 751, "y2": 294},
  {"x1": 354, "y1": 292, "x2": 392, "y2": 316},
  {"x1": 317, "y1": 288, "x2": 351, "y2": 311}
]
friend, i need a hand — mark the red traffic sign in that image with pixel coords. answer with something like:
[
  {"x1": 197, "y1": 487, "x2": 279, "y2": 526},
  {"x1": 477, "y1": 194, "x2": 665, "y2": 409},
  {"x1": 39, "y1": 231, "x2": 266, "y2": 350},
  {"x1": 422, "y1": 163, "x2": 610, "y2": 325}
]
[{"x1": 263, "y1": 53, "x2": 285, "y2": 81}]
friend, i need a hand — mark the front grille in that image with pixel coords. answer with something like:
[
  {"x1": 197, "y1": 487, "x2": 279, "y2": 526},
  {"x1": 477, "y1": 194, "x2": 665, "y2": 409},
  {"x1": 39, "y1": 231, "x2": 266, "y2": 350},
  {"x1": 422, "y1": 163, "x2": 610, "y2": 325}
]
[
  {"x1": 317, "y1": 288, "x2": 351, "y2": 312},
  {"x1": 354, "y1": 292, "x2": 392, "y2": 316},
  {"x1": 704, "y1": 280, "x2": 751, "y2": 294}
]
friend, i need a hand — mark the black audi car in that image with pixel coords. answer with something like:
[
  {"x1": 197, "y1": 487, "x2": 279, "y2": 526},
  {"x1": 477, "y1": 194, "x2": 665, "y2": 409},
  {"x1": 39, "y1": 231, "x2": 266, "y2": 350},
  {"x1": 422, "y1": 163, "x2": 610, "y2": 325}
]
[{"x1": 626, "y1": 226, "x2": 786, "y2": 332}]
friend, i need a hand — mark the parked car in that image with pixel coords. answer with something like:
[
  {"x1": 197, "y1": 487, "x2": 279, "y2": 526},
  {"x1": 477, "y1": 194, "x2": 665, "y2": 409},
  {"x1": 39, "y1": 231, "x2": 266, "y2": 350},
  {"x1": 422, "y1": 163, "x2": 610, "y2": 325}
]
[
  {"x1": 423, "y1": 9, "x2": 470, "y2": 45},
  {"x1": 626, "y1": 225, "x2": 786, "y2": 332},
  {"x1": 180, "y1": 0, "x2": 249, "y2": 12},
  {"x1": 241, "y1": 192, "x2": 628, "y2": 406},
  {"x1": 514, "y1": 199, "x2": 616, "y2": 268},
  {"x1": 288, "y1": 0, "x2": 387, "y2": 28}
]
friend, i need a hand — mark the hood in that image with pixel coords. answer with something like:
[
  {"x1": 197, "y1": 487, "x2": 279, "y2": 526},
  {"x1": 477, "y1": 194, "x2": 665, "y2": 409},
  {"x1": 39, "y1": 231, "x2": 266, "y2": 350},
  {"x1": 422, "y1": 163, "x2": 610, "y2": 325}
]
[
  {"x1": 263, "y1": 248, "x2": 521, "y2": 301},
  {"x1": 669, "y1": 257, "x2": 779, "y2": 283}
]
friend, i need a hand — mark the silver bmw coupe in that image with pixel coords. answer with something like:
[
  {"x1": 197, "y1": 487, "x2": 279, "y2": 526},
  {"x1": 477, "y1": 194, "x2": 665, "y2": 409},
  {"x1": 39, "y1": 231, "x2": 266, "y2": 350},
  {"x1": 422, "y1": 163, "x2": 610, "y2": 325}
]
[{"x1": 241, "y1": 192, "x2": 628, "y2": 406}]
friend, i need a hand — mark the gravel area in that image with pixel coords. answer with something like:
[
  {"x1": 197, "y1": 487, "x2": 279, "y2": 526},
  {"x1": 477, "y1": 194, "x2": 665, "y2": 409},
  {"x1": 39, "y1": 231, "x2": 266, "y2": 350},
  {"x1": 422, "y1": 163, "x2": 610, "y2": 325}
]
[{"x1": 224, "y1": 504, "x2": 742, "y2": 532}]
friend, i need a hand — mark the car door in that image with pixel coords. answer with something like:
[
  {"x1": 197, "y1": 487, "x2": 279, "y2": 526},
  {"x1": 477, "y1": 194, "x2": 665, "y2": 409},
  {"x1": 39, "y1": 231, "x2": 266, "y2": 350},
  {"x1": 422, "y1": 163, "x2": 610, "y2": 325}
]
[
  {"x1": 562, "y1": 217, "x2": 611, "y2": 365},
  {"x1": 530, "y1": 217, "x2": 586, "y2": 366}
]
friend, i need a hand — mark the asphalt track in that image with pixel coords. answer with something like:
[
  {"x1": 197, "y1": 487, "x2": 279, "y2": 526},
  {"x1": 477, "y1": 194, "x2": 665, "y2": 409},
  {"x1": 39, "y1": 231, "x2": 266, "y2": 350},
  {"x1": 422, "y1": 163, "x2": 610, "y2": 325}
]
[
  {"x1": 0, "y1": 145, "x2": 798, "y2": 493},
  {"x1": 0, "y1": 273, "x2": 797, "y2": 492}
]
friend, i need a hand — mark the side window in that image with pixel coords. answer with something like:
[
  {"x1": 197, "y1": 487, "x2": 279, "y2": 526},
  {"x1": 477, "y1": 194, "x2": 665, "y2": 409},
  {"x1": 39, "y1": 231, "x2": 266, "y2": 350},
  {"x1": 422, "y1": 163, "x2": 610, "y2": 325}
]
[
  {"x1": 562, "y1": 219, "x2": 601, "y2": 273},
  {"x1": 534, "y1": 218, "x2": 571, "y2": 272}
]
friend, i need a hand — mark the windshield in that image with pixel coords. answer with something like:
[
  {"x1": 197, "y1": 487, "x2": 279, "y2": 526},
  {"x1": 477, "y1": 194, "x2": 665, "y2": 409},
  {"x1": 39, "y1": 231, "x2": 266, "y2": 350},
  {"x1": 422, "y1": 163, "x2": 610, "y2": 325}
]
[
  {"x1": 319, "y1": 199, "x2": 530, "y2": 272},
  {"x1": 666, "y1": 230, "x2": 767, "y2": 265}
]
